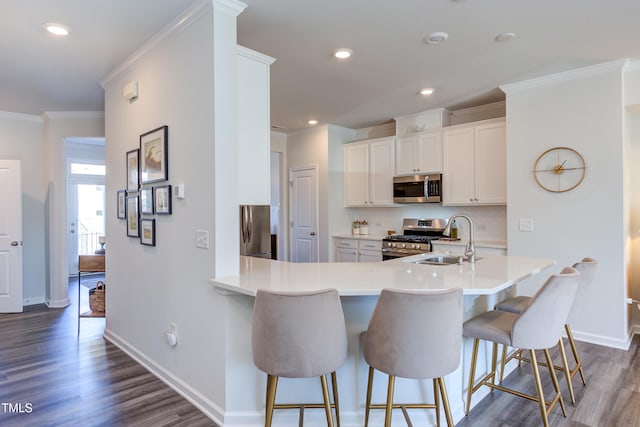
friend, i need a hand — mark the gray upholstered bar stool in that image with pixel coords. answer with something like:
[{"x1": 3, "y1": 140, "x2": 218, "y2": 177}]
[
  {"x1": 495, "y1": 257, "x2": 597, "y2": 403},
  {"x1": 360, "y1": 288, "x2": 463, "y2": 427},
  {"x1": 251, "y1": 288, "x2": 348, "y2": 427},
  {"x1": 463, "y1": 267, "x2": 581, "y2": 427}
]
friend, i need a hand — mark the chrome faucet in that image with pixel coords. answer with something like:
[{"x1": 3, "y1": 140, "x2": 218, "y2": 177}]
[{"x1": 443, "y1": 213, "x2": 476, "y2": 263}]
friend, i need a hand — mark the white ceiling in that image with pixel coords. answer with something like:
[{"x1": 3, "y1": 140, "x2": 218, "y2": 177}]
[{"x1": 3, "y1": 0, "x2": 640, "y2": 133}]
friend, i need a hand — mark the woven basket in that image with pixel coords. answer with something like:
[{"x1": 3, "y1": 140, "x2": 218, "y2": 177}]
[{"x1": 89, "y1": 281, "x2": 106, "y2": 313}]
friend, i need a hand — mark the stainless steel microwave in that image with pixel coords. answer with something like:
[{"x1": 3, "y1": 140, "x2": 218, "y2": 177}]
[{"x1": 393, "y1": 173, "x2": 442, "y2": 203}]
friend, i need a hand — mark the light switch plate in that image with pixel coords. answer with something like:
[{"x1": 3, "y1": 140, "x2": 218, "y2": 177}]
[
  {"x1": 519, "y1": 218, "x2": 534, "y2": 232},
  {"x1": 195, "y1": 229, "x2": 209, "y2": 249}
]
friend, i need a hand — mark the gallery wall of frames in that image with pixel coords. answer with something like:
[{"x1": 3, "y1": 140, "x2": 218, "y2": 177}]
[{"x1": 117, "y1": 125, "x2": 172, "y2": 247}]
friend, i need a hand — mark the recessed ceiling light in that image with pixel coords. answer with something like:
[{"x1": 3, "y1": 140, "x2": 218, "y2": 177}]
[
  {"x1": 495, "y1": 32, "x2": 516, "y2": 42},
  {"x1": 308, "y1": 120, "x2": 318, "y2": 125},
  {"x1": 420, "y1": 88, "x2": 435, "y2": 96},
  {"x1": 333, "y1": 48, "x2": 353, "y2": 60},
  {"x1": 44, "y1": 23, "x2": 70, "y2": 36},
  {"x1": 424, "y1": 32, "x2": 448, "y2": 45}
]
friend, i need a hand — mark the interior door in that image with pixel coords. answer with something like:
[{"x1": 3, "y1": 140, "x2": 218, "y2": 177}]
[
  {"x1": 289, "y1": 166, "x2": 318, "y2": 263},
  {"x1": 0, "y1": 160, "x2": 23, "y2": 313}
]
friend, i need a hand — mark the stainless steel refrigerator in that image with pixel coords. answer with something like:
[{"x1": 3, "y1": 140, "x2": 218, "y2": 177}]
[{"x1": 239, "y1": 205, "x2": 272, "y2": 259}]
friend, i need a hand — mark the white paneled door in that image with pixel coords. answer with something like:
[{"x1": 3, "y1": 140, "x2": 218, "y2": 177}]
[
  {"x1": 289, "y1": 166, "x2": 318, "y2": 263},
  {"x1": 0, "y1": 160, "x2": 23, "y2": 312}
]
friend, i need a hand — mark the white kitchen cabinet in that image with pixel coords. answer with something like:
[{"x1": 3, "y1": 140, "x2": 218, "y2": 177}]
[
  {"x1": 334, "y1": 238, "x2": 382, "y2": 262},
  {"x1": 357, "y1": 240, "x2": 383, "y2": 262},
  {"x1": 237, "y1": 46, "x2": 275, "y2": 205},
  {"x1": 395, "y1": 130, "x2": 442, "y2": 175},
  {"x1": 335, "y1": 239, "x2": 359, "y2": 262},
  {"x1": 442, "y1": 118, "x2": 506, "y2": 206},
  {"x1": 344, "y1": 137, "x2": 395, "y2": 207}
]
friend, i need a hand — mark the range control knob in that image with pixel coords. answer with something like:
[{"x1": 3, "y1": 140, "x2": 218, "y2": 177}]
[{"x1": 400, "y1": 243, "x2": 406, "y2": 249}]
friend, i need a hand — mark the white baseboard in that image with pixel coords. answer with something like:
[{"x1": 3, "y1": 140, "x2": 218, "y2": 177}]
[
  {"x1": 103, "y1": 327, "x2": 224, "y2": 426},
  {"x1": 46, "y1": 297, "x2": 70, "y2": 308},
  {"x1": 569, "y1": 329, "x2": 633, "y2": 350},
  {"x1": 23, "y1": 296, "x2": 45, "y2": 306}
]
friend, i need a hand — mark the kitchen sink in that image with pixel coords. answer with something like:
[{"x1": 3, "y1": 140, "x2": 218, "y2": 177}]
[
  {"x1": 417, "y1": 255, "x2": 462, "y2": 265},
  {"x1": 412, "y1": 255, "x2": 482, "y2": 266}
]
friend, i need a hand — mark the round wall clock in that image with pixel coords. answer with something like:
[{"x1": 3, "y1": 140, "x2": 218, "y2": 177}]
[{"x1": 533, "y1": 146, "x2": 586, "y2": 193}]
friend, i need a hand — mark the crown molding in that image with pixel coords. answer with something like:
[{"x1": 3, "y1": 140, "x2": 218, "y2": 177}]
[
  {"x1": 214, "y1": 0, "x2": 247, "y2": 16},
  {"x1": 237, "y1": 45, "x2": 276, "y2": 65},
  {"x1": 501, "y1": 59, "x2": 628, "y2": 94},
  {"x1": 624, "y1": 59, "x2": 640, "y2": 72},
  {"x1": 0, "y1": 111, "x2": 43, "y2": 123},
  {"x1": 101, "y1": 0, "x2": 214, "y2": 87},
  {"x1": 42, "y1": 111, "x2": 104, "y2": 120}
]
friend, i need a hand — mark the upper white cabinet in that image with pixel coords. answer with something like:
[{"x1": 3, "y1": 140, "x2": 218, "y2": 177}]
[
  {"x1": 395, "y1": 130, "x2": 442, "y2": 175},
  {"x1": 442, "y1": 118, "x2": 506, "y2": 206},
  {"x1": 344, "y1": 137, "x2": 396, "y2": 207},
  {"x1": 237, "y1": 46, "x2": 275, "y2": 205}
]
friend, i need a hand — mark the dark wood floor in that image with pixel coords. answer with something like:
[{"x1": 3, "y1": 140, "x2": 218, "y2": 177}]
[
  {"x1": 456, "y1": 335, "x2": 640, "y2": 427},
  {"x1": 1, "y1": 277, "x2": 639, "y2": 426},
  {"x1": 0, "y1": 276, "x2": 217, "y2": 427}
]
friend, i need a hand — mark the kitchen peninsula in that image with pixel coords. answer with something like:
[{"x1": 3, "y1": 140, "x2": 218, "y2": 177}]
[{"x1": 212, "y1": 254, "x2": 555, "y2": 426}]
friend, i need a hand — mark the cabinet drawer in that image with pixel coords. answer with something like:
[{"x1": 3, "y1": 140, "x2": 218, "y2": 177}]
[
  {"x1": 335, "y1": 239, "x2": 358, "y2": 249},
  {"x1": 359, "y1": 241, "x2": 382, "y2": 251}
]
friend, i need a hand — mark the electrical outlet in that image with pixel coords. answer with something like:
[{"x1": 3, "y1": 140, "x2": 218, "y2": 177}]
[
  {"x1": 519, "y1": 218, "x2": 534, "y2": 232},
  {"x1": 195, "y1": 229, "x2": 209, "y2": 249}
]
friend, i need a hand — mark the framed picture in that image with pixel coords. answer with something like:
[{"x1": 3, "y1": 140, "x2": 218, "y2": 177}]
[
  {"x1": 140, "y1": 125, "x2": 168, "y2": 184},
  {"x1": 126, "y1": 194, "x2": 139, "y2": 237},
  {"x1": 140, "y1": 219, "x2": 156, "y2": 246},
  {"x1": 140, "y1": 188, "x2": 154, "y2": 215},
  {"x1": 154, "y1": 184, "x2": 172, "y2": 215},
  {"x1": 117, "y1": 190, "x2": 127, "y2": 219},
  {"x1": 126, "y1": 149, "x2": 139, "y2": 191}
]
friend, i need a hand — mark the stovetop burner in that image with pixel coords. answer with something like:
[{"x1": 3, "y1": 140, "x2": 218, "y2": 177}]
[
  {"x1": 383, "y1": 218, "x2": 448, "y2": 243},
  {"x1": 385, "y1": 234, "x2": 440, "y2": 243}
]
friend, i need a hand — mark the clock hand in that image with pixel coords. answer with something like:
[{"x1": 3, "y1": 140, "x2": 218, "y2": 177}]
[{"x1": 536, "y1": 167, "x2": 584, "y2": 172}]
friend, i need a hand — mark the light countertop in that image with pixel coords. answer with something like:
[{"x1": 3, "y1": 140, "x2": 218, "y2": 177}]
[
  {"x1": 332, "y1": 234, "x2": 387, "y2": 241},
  {"x1": 212, "y1": 254, "x2": 555, "y2": 297}
]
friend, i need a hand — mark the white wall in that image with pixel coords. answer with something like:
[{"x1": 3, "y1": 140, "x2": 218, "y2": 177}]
[
  {"x1": 43, "y1": 112, "x2": 105, "y2": 307},
  {"x1": 503, "y1": 61, "x2": 629, "y2": 348},
  {"x1": 0, "y1": 112, "x2": 45, "y2": 304},
  {"x1": 287, "y1": 124, "x2": 355, "y2": 261},
  {"x1": 101, "y1": 1, "x2": 243, "y2": 422},
  {"x1": 271, "y1": 131, "x2": 288, "y2": 260},
  {"x1": 625, "y1": 64, "x2": 640, "y2": 331},
  {"x1": 287, "y1": 126, "x2": 329, "y2": 260}
]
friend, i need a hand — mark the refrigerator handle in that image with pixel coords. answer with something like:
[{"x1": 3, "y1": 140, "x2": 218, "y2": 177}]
[
  {"x1": 241, "y1": 206, "x2": 248, "y2": 244},
  {"x1": 247, "y1": 207, "x2": 253, "y2": 243}
]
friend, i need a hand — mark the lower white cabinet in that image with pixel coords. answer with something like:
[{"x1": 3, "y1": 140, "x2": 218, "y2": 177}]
[{"x1": 334, "y1": 238, "x2": 382, "y2": 262}]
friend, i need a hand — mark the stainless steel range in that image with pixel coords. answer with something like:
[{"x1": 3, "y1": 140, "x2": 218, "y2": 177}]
[{"x1": 382, "y1": 218, "x2": 448, "y2": 260}]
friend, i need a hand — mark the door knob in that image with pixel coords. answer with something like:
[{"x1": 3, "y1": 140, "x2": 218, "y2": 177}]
[
  {"x1": 10, "y1": 241, "x2": 19, "y2": 246},
  {"x1": 310, "y1": 232, "x2": 316, "y2": 236}
]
